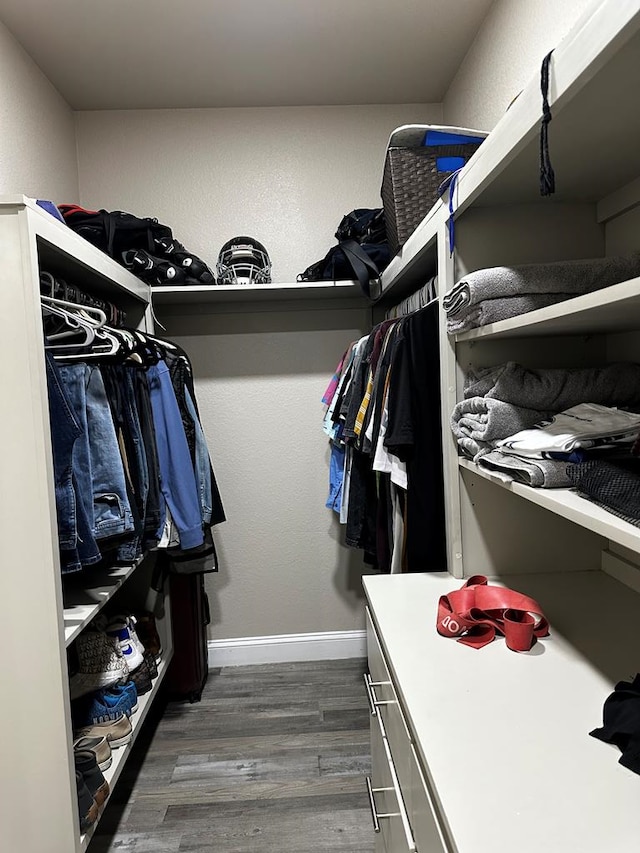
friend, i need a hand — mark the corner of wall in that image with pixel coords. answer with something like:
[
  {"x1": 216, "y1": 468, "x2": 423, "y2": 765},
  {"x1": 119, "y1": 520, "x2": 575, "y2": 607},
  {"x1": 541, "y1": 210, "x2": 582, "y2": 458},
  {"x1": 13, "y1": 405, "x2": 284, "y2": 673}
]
[{"x1": 441, "y1": 0, "x2": 595, "y2": 131}]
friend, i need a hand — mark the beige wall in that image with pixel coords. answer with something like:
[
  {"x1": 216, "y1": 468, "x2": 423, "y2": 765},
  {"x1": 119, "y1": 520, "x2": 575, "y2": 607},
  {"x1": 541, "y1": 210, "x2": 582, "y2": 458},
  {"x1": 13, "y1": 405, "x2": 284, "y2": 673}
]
[
  {"x1": 443, "y1": 0, "x2": 595, "y2": 131},
  {"x1": 75, "y1": 103, "x2": 441, "y2": 283},
  {"x1": 0, "y1": 20, "x2": 77, "y2": 199},
  {"x1": 76, "y1": 104, "x2": 441, "y2": 641},
  {"x1": 165, "y1": 309, "x2": 372, "y2": 640}
]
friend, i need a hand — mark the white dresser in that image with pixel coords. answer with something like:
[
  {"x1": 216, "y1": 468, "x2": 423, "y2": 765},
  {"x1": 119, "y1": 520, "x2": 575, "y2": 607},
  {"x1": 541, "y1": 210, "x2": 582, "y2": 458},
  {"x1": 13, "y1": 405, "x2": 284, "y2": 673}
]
[{"x1": 364, "y1": 572, "x2": 640, "y2": 853}]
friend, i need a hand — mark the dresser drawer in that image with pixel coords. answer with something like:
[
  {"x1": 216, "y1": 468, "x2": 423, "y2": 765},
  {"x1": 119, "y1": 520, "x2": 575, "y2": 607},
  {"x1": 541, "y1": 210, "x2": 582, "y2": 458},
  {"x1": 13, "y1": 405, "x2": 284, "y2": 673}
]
[
  {"x1": 409, "y1": 743, "x2": 449, "y2": 853},
  {"x1": 366, "y1": 607, "x2": 450, "y2": 853},
  {"x1": 366, "y1": 609, "x2": 414, "y2": 799},
  {"x1": 369, "y1": 706, "x2": 416, "y2": 853}
]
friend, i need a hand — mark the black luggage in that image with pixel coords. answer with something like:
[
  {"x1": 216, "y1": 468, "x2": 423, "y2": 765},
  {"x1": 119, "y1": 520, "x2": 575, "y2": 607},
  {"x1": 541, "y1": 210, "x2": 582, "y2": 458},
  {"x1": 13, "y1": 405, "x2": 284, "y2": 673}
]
[{"x1": 166, "y1": 572, "x2": 210, "y2": 702}]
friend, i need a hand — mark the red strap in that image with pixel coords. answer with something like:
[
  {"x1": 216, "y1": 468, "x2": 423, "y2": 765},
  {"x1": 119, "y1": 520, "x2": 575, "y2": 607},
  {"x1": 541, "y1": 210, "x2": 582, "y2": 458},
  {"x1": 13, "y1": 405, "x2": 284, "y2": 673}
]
[{"x1": 436, "y1": 575, "x2": 549, "y2": 652}]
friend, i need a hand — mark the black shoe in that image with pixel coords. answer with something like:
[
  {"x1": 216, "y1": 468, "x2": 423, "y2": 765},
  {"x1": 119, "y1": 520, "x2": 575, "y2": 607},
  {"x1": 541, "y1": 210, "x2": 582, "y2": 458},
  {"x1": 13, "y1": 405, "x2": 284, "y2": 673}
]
[
  {"x1": 76, "y1": 771, "x2": 98, "y2": 833},
  {"x1": 135, "y1": 612, "x2": 162, "y2": 663},
  {"x1": 143, "y1": 650, "x2": 158, "y2": 679},
  {"x1": 129, "y1": 660, "x2": 153, "y2": 696},
  {"x1": 75, "y1": 750, "x2": 110, "y2": 808}
]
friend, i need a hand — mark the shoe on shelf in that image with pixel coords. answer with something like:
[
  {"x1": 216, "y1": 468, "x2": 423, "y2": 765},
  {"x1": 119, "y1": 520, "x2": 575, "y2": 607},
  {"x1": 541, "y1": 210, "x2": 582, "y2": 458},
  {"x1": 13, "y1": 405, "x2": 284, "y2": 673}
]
[
  {"x1": 73, "y1": 735, "x2": 112, "y2": 772},
  {"x1": 72, "y1": 689, "x2": 132, "y2": 728},
  {"x1": 76, "y1": 771, "x2": 98, "y2": 833},
  {"x1": 74, "y1": 713, "x2": 132, "y2": 749},
  {"x1": 129, "y1": 661, "x2": 153, "y2": 696},
  {"x1": 104, "y1": 617, "x2": 145, "y2": 673},
  {"x1": 134, "y1": 611, "x2": 163, "y2": 663},
  {"x1": 143, "y1": 650, "x2": 158, "y2": 680},
  {"x1": 74, "y1": 750, "x2": 109, "y2": 808},
  {"x1": 102, "y1": 680, "x2": 138, "y2": 716},
  {"x1": 69, "y1": 631, "x2": 129, "y2": 700}
]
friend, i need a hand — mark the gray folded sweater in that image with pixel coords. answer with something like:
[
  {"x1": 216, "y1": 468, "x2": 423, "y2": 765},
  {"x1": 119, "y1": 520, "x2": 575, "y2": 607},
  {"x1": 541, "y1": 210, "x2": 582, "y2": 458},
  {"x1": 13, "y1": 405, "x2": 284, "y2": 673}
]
[
  {"x1": 464, "y1": 362, "x2": 640, "y2": 412},
  {"x1": 443, "y1": 252, "x2": 640, "y2": 316}
]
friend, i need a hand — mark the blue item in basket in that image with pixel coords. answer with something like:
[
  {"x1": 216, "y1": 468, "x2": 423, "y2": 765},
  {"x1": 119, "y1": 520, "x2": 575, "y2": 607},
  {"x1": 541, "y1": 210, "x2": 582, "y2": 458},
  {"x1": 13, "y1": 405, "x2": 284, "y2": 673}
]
[
  {"x1": 436, "y1": 156, "x2": 466, "y2": 173},
  {"x1": 424, "y1": 129, "x2": 487, "y2": 147}
]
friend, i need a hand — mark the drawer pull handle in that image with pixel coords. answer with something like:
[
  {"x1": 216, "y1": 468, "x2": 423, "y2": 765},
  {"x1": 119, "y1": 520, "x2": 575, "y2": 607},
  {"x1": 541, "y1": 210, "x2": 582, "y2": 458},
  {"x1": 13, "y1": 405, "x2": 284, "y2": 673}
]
[
  {"x1": 363, "y1": 672, "x2": 392, "y2": 716},
  {"x1": 365, "y1": 776, "x2": 397, "y2": 833},
  {"x1": 381, "y1": 725, "x2": 418, "y2": 852}
]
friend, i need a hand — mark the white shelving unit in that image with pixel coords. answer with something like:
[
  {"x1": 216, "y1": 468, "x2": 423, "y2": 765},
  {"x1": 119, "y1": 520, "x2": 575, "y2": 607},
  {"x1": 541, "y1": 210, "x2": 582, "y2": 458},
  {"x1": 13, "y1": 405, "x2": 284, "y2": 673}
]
[
  {"x1": 79, "y1": 656, "x2": 171, "y2": 853},
  {"x1": 63, "y1": 561, "x2": 144, "y2": 646},
  {"x1": 0, "y1": 196, "x2": 173, "y2": 853},
  {"x1": 459, "y1": 458, "x2": 640, "y2": 554},
  {"x1": 151, "y1": 279, "x2": 367, "y2": 305},
  {"x1": 363, "y1": 3, "x2": 640, "y2": 851}
]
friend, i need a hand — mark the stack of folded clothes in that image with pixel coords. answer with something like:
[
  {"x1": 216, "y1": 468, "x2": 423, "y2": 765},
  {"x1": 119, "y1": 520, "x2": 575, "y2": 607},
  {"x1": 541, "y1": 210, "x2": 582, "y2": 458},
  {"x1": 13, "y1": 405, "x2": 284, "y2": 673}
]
[
  {"x1": 451, "y1": 361, "x2": 640, "y2": 488},
  {"x1": 443, "y1": 253, "x2": 640, "y2": 334}
]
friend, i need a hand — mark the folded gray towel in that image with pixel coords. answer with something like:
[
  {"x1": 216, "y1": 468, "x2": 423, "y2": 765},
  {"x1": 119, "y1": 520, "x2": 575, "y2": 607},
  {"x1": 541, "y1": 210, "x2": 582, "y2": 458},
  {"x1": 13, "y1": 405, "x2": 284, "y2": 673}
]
[
  {"x1": 457, "y1": 435, "x2": 493, "y2": 460},
  {"x1": 452, "y1": 397, "x2": 550, "y2": 445},
  {"x1": 443, "y1": 252, "x2": 640, "y2": 316},
  {"x1": 464, "y1": 362, "x2": 640, "y2": 411},
  {"x1": 446, "y1": 293, "x2": 574, "y2": 334},
  {"x1": 478, "y1": 451, "x2": 571, "y2": 488}
]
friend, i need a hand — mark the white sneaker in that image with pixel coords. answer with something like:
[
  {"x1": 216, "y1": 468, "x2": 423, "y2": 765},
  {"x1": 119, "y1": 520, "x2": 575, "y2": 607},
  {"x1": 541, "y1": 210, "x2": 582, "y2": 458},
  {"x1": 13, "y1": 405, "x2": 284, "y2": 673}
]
[
  {"x1": 104, "y1": 617, "x2": 145, "y2": 673},
  {"x1": 126, "y1": 615, "x2": 148, "y2": 659}
]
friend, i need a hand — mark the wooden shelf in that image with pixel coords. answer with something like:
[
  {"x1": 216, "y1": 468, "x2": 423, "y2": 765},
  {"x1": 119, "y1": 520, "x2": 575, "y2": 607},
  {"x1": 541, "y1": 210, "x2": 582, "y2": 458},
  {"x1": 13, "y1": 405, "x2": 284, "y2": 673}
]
[
  {"x1": 454, "y1": 276, "x2": 640, "y2": 341},
  {"x1": 150, "y1": 279, "x2": 369, "y2": 305},
  {"x1": 365, "y1": 569, "x2": 640, "y2": 853},
  {"x1": 79, "y1": 652, "x2": 172, "y2": 852},
  {"x1": 62, "y1": 560, "x2": 143, "y2": 648},
  {"x1": 460, "y1": 458, "x2": 640, "y2": 553}
]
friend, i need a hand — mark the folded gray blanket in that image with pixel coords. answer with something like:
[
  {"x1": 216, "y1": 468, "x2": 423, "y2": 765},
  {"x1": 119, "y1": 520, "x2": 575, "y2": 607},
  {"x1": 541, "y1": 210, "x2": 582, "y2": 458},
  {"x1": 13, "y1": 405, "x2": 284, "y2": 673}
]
[
  {"x1": 478, "y1": 451, "x2": 571, "y2": 488},
  {"x1": 451, "y1": 397, "x2": 550, "y2": 457},
  {"x1": 465, "y1": 362, "x2": 640, "y2": 411},
  {"x1": 446, "y1": 293, "x2": 574, "y2": 334},
  {"x1": 443, "y1": 252, "x2": 640, "y2": 316}
]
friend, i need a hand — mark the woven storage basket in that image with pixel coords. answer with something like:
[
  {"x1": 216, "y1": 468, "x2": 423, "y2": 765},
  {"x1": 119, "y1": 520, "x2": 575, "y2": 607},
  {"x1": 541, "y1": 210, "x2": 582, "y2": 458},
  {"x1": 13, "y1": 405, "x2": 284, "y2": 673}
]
[{"x1": 381, "y1": 125, "x2": 488, "y2": 255}]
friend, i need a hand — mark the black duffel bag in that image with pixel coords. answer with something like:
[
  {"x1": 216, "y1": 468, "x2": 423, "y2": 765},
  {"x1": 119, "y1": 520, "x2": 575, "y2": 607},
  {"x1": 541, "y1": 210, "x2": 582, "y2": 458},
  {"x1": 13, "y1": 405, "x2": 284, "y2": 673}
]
[
  {"x1": 58, "y1": 204, "x2": 215, "y2": 285},
  {"x1": 297, "y1": 208, "x2": 390, "y2": 298}
]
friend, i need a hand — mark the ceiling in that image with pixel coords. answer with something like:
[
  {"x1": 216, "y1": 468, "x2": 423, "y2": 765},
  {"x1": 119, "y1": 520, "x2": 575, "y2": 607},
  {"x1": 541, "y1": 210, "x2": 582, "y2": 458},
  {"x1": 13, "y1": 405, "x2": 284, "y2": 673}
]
[{"x1": 0, "y1": 0, "x2": 495, "y2": 110}]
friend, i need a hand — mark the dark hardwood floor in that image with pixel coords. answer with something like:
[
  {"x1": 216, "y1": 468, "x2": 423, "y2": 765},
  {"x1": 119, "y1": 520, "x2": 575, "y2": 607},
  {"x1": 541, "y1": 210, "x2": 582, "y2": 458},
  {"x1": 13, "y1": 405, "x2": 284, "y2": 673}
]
[{"x1": 89, "y1": 658, "x2": 375, "y2": 852}]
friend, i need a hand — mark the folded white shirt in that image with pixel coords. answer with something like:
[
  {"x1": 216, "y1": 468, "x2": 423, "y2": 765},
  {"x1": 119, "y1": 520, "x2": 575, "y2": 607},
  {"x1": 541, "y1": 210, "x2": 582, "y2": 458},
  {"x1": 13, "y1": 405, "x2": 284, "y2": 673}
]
[{"x1": 496, "y1": 403, "x2": 640, "y2": 457}]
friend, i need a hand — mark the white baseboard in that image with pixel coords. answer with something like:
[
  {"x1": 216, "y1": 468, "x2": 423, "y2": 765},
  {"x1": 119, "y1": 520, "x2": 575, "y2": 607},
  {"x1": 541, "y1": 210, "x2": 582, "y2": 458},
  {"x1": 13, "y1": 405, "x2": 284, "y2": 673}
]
[{"x1": 207, "y1": 629, "x2": 367, "y2": 668}]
